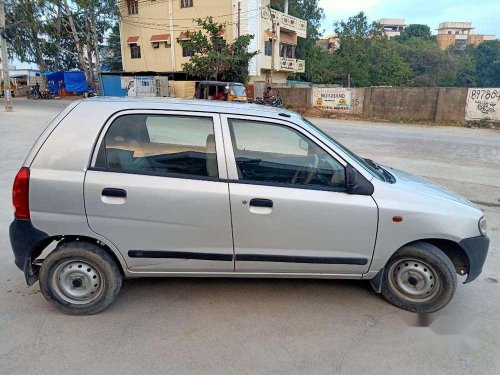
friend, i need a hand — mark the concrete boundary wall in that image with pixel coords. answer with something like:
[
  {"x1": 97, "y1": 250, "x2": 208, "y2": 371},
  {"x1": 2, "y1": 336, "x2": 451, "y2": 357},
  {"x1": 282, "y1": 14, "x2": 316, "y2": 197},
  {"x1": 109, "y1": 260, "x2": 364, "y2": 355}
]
[
  {"x1": 362, "y1": 87, "x2": 467, "y2": 122},
  {"x1": 275, "y1": 85, "x2": 471, "y2": 122}
]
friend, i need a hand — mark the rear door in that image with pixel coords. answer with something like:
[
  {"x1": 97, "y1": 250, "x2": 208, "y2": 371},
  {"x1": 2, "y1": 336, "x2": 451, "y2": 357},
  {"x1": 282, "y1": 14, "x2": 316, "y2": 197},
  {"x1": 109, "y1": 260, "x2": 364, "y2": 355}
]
[
  {"x1": 221, "y1": 115, "x2": 378, "y2": 275},
  {"x1": 84, "y1": 110, "x2": 234, "y2": 273}
]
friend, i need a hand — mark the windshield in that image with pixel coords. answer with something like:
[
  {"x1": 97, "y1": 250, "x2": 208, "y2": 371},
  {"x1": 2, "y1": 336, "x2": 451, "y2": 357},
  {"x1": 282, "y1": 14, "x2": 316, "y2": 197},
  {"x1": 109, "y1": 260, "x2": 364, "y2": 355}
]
[
  {"x1": 230, "y1": 85, "x2": 246, "y2": 97},
  {"x1": 301, "y1": 117, "x2": 386, "y2": 181}
]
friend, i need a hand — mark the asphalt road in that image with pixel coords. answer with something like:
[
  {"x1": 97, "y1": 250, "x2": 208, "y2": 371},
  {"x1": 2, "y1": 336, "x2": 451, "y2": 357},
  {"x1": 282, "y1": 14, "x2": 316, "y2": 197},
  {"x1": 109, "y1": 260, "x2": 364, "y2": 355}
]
[{"x1": 1, "y1": 99, "x2": 499, "y2": 375}]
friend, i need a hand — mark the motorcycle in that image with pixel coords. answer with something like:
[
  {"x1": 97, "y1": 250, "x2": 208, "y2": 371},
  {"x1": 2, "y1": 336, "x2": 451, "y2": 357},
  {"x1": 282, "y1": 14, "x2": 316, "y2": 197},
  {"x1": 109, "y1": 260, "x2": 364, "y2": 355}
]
[
  {"x1": 27, "y1": 87, "x2": 41, "y2": 100},
  {"x1": 254, "y1": 95, "x2": 284, "y2": 108}
]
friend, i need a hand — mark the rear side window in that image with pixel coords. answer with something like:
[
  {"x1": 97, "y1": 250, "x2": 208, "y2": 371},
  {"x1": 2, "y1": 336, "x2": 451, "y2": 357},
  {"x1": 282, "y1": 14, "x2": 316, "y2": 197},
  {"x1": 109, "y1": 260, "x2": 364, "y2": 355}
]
[{"x1": 95, "y1": 114, "x2": 219, "y2": 178}]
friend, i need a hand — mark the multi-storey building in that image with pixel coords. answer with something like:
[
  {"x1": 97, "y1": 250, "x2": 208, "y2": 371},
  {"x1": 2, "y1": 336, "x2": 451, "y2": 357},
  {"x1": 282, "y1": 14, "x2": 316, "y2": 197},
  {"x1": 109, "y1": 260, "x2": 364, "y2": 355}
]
[
  {"x1": 316, "y1": 35, "x2": 340, "y2": 53},
  {"x1": 118, "y1": 0, "x2": 307, "y2": 83},
  {"x1": 436, "y1": 22, "x2": 496, "y2": 50},
  {"x1": 378, "y1": 18, "x2": 406, "y2": 39}
]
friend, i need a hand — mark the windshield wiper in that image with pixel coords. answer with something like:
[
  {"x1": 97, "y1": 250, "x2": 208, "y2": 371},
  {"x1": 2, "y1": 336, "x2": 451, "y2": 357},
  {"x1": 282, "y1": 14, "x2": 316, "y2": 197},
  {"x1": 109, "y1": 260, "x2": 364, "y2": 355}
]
[
  {"x1": 363, "y1": 158, "x2": 396, "y2": 183},
  {"x1": 364, "y1": 158, "x2": 381, "y2": 170}
]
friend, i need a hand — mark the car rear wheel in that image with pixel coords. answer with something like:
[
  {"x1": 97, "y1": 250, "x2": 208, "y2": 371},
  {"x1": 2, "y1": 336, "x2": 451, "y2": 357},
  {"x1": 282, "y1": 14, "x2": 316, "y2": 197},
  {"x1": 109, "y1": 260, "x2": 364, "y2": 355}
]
[
  {"x1": 381, "y1": 242, "x2": 457, "y2": 313},
  {"x1": 39, "y1": 241, "x2": 122, "y2": 315}
]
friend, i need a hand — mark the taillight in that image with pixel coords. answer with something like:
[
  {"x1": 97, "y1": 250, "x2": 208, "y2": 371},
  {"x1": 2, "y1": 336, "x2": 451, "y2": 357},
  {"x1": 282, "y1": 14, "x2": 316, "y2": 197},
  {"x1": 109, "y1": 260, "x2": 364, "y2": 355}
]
[{"x1": 13, "y1": 167, "x2": 30, "y2": 220}]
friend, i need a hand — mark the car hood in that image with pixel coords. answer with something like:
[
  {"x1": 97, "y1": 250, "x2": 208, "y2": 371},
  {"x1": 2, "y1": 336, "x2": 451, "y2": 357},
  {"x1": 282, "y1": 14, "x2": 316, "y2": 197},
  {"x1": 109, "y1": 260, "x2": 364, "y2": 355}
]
[{"x1": 384, "y1": 167, "x2": 478, "y2": 208}]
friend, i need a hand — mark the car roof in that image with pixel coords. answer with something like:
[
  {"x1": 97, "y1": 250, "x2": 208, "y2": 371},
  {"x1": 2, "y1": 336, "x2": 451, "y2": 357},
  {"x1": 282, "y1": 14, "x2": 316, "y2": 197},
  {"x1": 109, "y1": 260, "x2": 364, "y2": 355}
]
[{"x1": 81, "y1": 97, "x2": 300, "y2": 120}]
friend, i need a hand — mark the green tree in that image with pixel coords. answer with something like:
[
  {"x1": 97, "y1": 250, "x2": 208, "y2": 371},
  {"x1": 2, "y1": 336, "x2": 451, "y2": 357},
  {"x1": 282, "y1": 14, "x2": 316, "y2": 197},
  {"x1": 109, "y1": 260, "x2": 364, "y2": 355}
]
[
  {"x1": 475, "y1": 40, "x2": 500, "y2": 87},
  {"x1": 397, "y1": 24, "x2": 432, "y2": 41},
  {"x1": 5, "y1": 0, "x2": 117, "y2": 80},
  {"x1": 177, "y1": 17, "x2": 258, "y2": 82},
  {"x1": 4, "y1": 0, "x2": 53, "y2": 71},
  {"x1": 320, "y1": 12, "x2": 409, "y2": 87},
  {"x1": 449, "y1": 45, "x2": 476, "y2": 87},
  {"x1": 101, "y1": 23, "x2": 122, "y2": 71},
  {"x1": 397, "y1": 38, "x2": 457, "y2": 86},
  {"x1": 334, "y1": 11, "x2": 384, "y2": 40}
]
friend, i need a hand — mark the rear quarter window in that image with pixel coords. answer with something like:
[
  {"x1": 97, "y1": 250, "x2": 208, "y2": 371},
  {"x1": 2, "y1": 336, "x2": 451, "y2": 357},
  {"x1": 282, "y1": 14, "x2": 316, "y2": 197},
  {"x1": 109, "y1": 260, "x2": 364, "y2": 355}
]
[{"x1": 95, "y1": 114, "x2": 219, "y2": 178}]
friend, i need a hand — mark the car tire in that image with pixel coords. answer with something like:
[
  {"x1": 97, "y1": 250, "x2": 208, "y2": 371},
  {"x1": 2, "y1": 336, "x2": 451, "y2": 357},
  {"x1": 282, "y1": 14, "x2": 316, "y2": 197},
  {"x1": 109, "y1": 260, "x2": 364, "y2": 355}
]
[
  {"x1": 381, "y1": 242, "x2": 457, "y2": 313},
  {"x1": 39, "y1": 241, "x2": 122, "y2": 315}
]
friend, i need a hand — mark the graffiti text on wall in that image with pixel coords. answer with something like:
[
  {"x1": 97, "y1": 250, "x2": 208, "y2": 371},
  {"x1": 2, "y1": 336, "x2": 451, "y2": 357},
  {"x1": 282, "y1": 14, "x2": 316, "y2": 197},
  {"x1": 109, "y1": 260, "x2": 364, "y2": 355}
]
[{"x1": 466, "y1": 88, "x2": 500, "y2": 121}]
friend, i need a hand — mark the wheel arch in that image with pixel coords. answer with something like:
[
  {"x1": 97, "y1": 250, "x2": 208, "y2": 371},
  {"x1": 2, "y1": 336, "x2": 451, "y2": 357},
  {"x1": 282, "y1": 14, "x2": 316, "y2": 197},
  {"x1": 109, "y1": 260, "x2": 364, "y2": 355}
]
[
  {"x1": 370, "y1": 238, "x2": 469, "y2": 293},
  {"x1": 32, "y1": 235, "x2": 126, "y2": 278}
]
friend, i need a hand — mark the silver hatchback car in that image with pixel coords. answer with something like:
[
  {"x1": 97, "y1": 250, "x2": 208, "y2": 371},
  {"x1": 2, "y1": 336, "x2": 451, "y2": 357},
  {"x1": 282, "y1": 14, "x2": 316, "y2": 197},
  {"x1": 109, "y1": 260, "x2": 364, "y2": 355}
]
[{"x1": 10, "y1": 98, "x2": 489, "y2": 315}]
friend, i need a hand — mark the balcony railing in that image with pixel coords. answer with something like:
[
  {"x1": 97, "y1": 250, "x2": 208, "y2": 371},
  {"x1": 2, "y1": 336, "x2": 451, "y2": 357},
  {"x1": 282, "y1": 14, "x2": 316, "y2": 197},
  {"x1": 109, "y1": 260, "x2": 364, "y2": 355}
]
[
  {"x1": 280, "y1": 57, "x2": 305, "y2": 73},
  {"x1": 261, "y1": 8, "x2": 307, "y2": 38}
]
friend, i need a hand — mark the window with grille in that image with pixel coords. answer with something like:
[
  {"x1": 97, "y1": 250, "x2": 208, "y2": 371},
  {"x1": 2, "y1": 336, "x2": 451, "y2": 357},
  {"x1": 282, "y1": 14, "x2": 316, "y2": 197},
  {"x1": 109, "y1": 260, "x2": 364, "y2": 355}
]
[
  {"x1": 127, "y1": 0, "x2": 138, "y2": 14},
  {"x1": 130, "y1": 43, "x2": 141, "y2": 59},
  {"x1": 264, "y1": 40, "x2": 272, "y2": 56},
  {"x1": 180, "y1": 0, "x2": 193, "y2": 8},
  {"x1": 182, "y1": 47, "x2": 193, "y2": 57}
]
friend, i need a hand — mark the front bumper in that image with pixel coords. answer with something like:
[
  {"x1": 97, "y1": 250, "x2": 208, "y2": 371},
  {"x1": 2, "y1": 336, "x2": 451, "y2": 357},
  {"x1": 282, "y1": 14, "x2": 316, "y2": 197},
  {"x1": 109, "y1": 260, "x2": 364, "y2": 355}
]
[
  {"x1": 460, "y1": 235, "x2": 490, "y2": 283},
  {"x1": 9, "y1": 219, "x2": 49, "y2": 285}
]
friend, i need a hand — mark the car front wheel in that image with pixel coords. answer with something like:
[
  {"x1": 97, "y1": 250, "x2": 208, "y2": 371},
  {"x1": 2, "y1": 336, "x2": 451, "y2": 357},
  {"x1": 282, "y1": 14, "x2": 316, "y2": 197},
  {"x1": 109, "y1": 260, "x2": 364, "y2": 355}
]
[
  {"x1": 381, "y1": 242, "x2": 457, "y2": 313},
  {"x1": 39, "y1": 241, "x2": 122, "y2": 315}
]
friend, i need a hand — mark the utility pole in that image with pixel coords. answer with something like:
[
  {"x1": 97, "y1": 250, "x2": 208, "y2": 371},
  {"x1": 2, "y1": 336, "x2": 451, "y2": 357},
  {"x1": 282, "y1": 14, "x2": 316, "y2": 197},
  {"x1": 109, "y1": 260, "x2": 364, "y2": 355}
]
[
  {"x1": 268, "y1": 5, "x2": 276, "y2": 84},
  {"x1": 0, "y1": 0, "x2": 13, "y2": 112},
  {"x1": 237, "y1": 1, "x2": 241, "y2": 37}
]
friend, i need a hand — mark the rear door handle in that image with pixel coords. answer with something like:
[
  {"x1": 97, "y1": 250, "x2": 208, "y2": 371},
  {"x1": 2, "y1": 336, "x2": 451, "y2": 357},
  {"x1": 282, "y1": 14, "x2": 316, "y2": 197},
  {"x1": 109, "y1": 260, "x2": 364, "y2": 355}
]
[
  {"x1": 102, "y1": 188, "x2": 127, "y2": 198},
  {"x1": 249, "y1": 198, "x2": 273, "y2": 208}
]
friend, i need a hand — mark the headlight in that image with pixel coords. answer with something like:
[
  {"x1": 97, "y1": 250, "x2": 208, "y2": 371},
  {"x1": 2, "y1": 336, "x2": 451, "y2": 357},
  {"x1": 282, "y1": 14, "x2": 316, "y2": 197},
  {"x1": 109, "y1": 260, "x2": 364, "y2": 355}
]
[{"x1": 479, "y1": 217, "x2": 487, "y2": 236}]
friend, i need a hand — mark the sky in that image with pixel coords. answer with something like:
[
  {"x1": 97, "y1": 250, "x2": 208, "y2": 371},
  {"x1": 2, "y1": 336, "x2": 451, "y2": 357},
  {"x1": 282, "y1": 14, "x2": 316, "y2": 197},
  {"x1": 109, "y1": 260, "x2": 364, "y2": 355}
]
[{"x1": 319, "y1": 0, "x2": 500, "y2": 37}]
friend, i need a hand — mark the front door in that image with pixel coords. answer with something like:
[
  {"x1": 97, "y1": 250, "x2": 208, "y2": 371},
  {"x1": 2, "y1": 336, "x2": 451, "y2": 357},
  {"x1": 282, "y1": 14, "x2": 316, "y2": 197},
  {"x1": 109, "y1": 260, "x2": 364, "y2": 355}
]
[
  {"x1": 84, "y1": 111, "x2": 234, "y2": 273},
  {"x1": 221, "y1": 115, "x2": 378, "y2": 274}
]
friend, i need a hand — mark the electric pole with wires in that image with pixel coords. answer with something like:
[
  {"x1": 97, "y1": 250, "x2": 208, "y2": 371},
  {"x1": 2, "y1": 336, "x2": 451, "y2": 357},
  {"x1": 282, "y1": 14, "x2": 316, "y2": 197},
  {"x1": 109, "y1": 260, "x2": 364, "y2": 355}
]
[{"x1": 0, "y1": 0, "x2": 13, "y2": 112}]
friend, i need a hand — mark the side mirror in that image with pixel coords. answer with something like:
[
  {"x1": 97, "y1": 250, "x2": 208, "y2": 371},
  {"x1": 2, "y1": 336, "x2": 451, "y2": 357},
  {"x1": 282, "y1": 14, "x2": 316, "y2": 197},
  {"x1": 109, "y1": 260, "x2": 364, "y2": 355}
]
[{"x1": 345, "y1": 165, "x2": 357, "y2": 192}]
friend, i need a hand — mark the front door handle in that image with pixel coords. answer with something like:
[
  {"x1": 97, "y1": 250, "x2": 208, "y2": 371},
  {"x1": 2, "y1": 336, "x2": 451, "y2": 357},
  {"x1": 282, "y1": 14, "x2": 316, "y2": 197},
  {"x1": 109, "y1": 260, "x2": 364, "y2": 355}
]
[
  {"x1": 102, "y1": 188, "x2": 127, "y2": 198},
  {"x1": 249, "y1": 198, "x2": 273, "y2": 208}
]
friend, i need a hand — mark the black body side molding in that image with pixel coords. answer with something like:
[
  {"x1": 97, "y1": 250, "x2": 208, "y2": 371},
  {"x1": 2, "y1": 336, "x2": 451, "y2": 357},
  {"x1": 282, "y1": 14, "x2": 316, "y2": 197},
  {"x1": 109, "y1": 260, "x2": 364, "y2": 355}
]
[
  {"x1": 236, "y1": 254, "x2": 368, "y2": 265},
  {"x1": 128, "y1": 250, "x2": 233, "y2": 261}
]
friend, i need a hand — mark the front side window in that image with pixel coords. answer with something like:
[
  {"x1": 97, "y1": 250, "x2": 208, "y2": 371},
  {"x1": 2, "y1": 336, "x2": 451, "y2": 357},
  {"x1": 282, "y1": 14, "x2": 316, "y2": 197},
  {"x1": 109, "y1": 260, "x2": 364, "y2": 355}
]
[
  {"x1": 96, "y1": 114, "x2": 219, "y2": 178},
  {"x1": 130, "y1": 43, "x2": 141, "y2": 59},
  {"x1": 229, "y1": 119, "x2": 345, "y2": 189},
  {"x1": 300, "y1": 117, "x2": 386, "y2": 182},
  {"x1": 180, "y1": 0, "x2": 193, "y2": 8}
]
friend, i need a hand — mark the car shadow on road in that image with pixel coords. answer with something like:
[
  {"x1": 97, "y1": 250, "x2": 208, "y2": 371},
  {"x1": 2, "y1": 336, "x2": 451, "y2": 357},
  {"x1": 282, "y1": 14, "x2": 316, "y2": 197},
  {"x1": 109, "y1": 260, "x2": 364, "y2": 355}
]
[{"x1": 112, "y1": 277, "x2": 384, "y2": 313}]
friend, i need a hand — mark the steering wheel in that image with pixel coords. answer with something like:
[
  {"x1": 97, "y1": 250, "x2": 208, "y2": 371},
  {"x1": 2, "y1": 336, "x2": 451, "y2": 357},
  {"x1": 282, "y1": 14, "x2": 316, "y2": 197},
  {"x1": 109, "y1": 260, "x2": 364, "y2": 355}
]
[
  {"x1": 304, "y1": 154, "x2": 319, "y2": 184},
  {"x1": 323, "y1": 157, "x2": 344, "y2": 184},
  {"x1": 291, "y1": 154, "x2": 319, "y2": 184}
]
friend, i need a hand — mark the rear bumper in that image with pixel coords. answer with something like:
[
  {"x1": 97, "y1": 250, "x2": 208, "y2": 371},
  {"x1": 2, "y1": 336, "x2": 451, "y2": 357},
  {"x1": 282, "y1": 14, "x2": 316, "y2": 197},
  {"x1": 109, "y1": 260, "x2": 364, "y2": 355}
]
[
  {"x1": 9, "y1": 219, "x2": 49, "y2": 285},
  {"x1": 460, "y1": 235, "x2": 490, "y2": 283}
]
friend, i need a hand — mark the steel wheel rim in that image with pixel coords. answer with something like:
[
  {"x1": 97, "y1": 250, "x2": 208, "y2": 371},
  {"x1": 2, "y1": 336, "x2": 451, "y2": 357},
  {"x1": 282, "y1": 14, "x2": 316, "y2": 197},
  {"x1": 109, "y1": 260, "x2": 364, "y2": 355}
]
[
  {"x1": 388, "y1": 258, "x2": 440, "y2": 303},
  {"x1": 51, "y1": 259, "x2": 104, "y2": 305}
]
